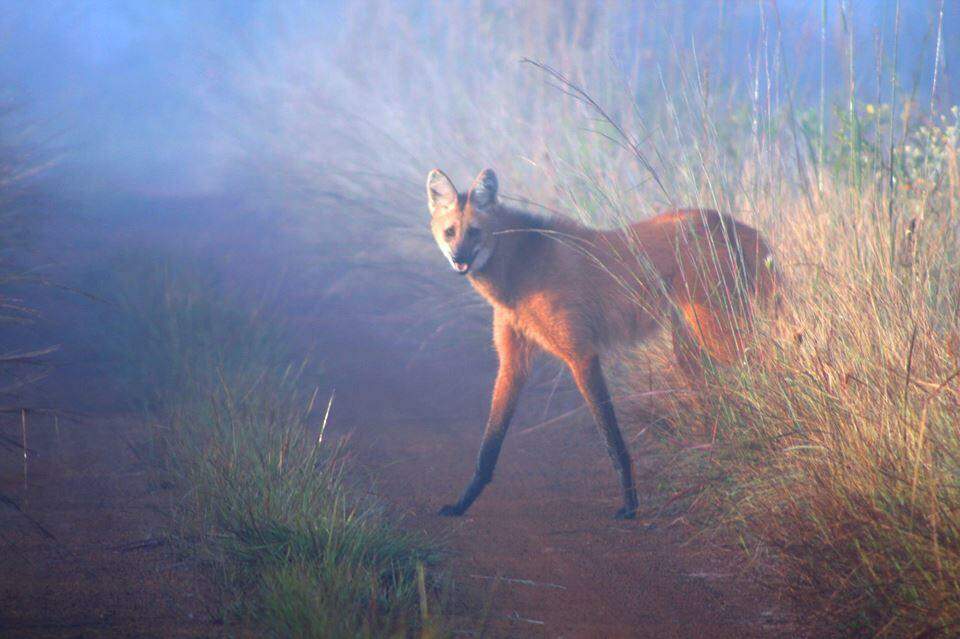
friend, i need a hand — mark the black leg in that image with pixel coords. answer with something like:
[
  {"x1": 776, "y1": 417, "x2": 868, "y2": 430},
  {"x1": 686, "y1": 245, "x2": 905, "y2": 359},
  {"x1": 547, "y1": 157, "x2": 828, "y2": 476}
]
[
  {"x1": 568, "y1": 355, "x2": 638, "y2": 519},
  {"x1": 439, "y1": 319, "x2": 528, "y2": 516}
]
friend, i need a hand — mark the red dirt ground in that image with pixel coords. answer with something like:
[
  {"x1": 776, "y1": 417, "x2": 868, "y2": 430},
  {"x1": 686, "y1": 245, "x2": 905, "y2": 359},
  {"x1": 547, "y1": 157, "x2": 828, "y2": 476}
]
[
  {"x1": 320, "y1": 300, "x2": 799, "y2": 638},
  {"x1": 0, "y1": 416, "x2": 221, "y2": 638},
  {"x1": 0, "y1": 290, "x2": 798, "y2": 638}
]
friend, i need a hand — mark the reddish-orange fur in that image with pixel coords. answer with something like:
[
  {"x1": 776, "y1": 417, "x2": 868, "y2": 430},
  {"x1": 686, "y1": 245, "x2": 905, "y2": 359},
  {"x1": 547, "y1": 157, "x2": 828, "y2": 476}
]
[{"x1": 427, "y1": 169, "x2": 778, "y2": 519}]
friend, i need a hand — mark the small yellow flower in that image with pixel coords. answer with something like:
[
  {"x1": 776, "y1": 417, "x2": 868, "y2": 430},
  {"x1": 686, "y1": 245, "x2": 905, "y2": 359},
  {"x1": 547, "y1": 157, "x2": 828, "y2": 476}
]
[{"x1": 865, "y1": 103, "x2": 875, "y2": 115}]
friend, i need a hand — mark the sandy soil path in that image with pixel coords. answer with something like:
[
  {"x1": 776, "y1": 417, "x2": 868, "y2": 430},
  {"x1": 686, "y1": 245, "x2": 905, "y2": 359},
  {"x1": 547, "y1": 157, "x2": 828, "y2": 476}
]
[
  {"x1": 318, "y1": 299, "x2": 795, "y2": 639},
  {"x1": 0, "y1": 416, "x2": 220, "y2": 638},
  {"x1": 0, "y1": 236, "x2": 795, "y2": 637}
]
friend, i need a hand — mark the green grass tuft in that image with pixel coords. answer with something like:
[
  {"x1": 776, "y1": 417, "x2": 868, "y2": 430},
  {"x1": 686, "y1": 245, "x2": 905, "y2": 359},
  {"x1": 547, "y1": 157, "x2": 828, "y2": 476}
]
[{"x1": 111, "y1": 259, "x2": 449, "y2": 638}]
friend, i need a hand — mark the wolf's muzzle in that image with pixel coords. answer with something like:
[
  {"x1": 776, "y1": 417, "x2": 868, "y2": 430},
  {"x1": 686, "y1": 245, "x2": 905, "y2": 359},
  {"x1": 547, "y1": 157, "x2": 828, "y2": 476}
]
[{"x1": 452, "y1": 248, "x2": 477, "y2": 274}]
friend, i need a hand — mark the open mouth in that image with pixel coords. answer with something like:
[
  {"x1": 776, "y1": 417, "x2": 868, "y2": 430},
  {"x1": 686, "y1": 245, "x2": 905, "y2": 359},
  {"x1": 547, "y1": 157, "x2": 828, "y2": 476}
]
[{"x1": 451, "y1": 248, "x2": 478, "y2": 274}]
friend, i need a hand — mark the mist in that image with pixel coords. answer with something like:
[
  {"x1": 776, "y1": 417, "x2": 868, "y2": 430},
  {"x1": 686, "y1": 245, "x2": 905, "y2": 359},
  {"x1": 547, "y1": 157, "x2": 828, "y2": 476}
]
[
  {"x1": 3, "y1": 2, "x2": 954, "y2": 194},
  {"x1": 8, "y1": 0, "x2": 954, "y2": 372},
  {"x1": 2, "y1": 2, "x2": 959, "y2": 636}
]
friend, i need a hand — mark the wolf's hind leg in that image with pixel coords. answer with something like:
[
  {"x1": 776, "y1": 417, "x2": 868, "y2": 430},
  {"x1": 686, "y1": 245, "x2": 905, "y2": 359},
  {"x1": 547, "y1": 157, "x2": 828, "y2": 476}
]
[
  {"x1": 672, "y1": 301, "x2": 741, "y2": 380},
  {"x1": 439, "y1": 318, "x2": 529, "y2": 517},
  {"x1": 567, "y1": 354, "x2": 638, "y2": 519}
]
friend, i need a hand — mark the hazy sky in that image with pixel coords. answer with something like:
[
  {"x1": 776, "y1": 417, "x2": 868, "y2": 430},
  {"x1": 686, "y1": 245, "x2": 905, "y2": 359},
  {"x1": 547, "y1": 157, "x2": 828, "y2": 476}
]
[{"x1": 1, "y1": 1, "x2": 954, "y2": 197}]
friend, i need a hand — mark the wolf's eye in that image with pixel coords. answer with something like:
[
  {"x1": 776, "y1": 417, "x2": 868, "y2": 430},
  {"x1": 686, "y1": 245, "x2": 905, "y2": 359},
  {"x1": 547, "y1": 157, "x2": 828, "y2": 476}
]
[
  {"x1": 467, "y1": 227, "x2": 480, "y2": 239},
  {"x1": 444, "y1": 227, "x2": 456, "y2": 239}
]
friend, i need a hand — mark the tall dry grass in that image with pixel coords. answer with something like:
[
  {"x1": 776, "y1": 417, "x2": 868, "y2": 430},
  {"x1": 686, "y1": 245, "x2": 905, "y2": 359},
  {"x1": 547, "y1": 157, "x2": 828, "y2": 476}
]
[
  {"x1": 654, "y1": 109, "x2": 960, "y2": 636},
  {"x1": 0, "y1": 101, "x2": 55, "y2": 414}
]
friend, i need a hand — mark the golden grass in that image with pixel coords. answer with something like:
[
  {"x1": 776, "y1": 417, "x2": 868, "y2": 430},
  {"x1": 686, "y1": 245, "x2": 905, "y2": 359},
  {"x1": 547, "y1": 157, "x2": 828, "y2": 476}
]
[{"x1": 650, "y1": 156, "x2": 960, "y2": 635}]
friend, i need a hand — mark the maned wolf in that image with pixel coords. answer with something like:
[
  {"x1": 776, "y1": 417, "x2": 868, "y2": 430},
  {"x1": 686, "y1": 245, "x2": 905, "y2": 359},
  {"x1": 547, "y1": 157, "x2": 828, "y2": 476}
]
[{"x1": 427, "y1": 168, "x2": 778, "y2": 519}]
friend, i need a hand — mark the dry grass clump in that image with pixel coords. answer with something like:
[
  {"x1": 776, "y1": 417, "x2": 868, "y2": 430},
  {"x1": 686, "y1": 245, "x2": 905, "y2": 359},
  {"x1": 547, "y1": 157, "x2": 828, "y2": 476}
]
[{"x1": 656, "y1": 118, "x2": 960, "y2": 635}]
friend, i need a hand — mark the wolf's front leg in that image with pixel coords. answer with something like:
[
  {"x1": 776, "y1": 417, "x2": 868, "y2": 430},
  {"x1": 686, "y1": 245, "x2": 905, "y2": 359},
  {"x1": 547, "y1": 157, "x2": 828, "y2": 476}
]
[{"x1": 439, "y1": 319, "x2": 529, "y2": 516}]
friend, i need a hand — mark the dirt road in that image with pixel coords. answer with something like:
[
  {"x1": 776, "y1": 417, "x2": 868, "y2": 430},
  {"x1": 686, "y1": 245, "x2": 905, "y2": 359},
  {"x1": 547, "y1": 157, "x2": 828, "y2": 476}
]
[
  {"x1": 317, "y1": 296, "x2": 794, "y2": 638},
  {"x1": 0, "y1": 416, "x2": 220, "y2": 638},
  {"x1": 0, "y1": 249, "x2": 794, "y2": 638}
]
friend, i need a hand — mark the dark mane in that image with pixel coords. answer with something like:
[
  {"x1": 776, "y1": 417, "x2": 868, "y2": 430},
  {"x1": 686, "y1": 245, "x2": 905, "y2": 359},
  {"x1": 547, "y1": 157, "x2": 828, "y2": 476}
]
[
  {"x1": 500, "y1": 205, "x2": 580, "y2": 234},
  {"x1": 511, "y1": 208, "x2": 551, "y2": 229}
]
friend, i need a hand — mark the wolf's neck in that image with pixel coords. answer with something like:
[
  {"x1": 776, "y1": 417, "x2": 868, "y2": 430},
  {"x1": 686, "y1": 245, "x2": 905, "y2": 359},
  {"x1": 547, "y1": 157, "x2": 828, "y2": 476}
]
[{"x1": 467, "y1": 206, "x2": 556, "y2": 308}]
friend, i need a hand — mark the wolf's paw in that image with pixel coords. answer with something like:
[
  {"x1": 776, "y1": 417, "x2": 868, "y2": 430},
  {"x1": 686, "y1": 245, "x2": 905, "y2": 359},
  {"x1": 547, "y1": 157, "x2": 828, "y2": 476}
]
[
  {"x1": 438, "y1": 504, "x2": 465, "y2": 517},
  {"x1": 614, "y1": 505, "x2": 638, "y2": 520}
]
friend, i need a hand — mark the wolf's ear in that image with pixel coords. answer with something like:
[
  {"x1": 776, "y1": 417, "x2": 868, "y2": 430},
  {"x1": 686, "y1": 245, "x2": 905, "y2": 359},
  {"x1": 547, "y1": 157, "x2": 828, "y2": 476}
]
[
  {"x1": 468, "y1": 168, "x2": 498, "y2": 209},
  {"x1": 427, "y1": 169, "x2": 458, "y2": 216}
]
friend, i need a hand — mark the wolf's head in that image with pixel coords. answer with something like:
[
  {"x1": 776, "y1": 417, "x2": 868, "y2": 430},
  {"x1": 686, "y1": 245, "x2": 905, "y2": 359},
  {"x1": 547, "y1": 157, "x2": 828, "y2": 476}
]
[{"x1": 427, "y1": 168, "x2": 499, "y2": 275}]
